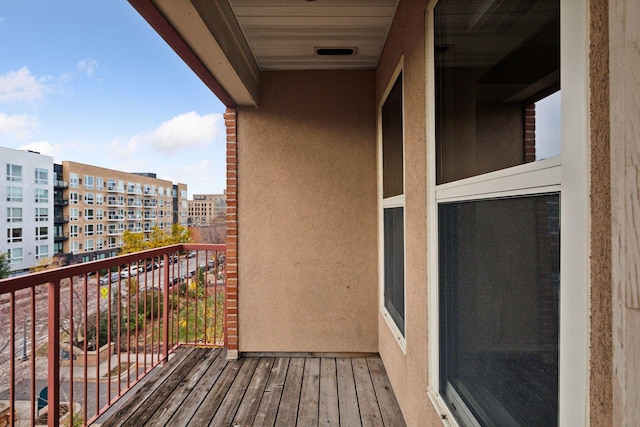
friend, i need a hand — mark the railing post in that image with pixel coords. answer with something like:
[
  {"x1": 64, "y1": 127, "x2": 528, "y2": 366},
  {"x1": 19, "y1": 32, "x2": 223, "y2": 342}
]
[
  {"x1": 48, "y1": 280, "x2": 60, "y2": 427},
  {"x1": 162, "y1": 252, "x2": 170, "y2": 361}
]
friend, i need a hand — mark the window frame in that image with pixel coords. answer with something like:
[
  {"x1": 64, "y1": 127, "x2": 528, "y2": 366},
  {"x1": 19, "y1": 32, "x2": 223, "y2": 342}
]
[
  {"x1": 378, "y1": 57, "x2": 407, "y2": 350},
  {"x1": 35, "y1": 226, "x2": 48, "y2": 241},
  {"x1": 7, "y1": 207, "x2": 22, "y2": 223},
  {"x1": 35, "y1": 168, "x2": 48, "y2": 185},
  {"x1": 6, "y1": 186, "x2": 23, "y2": 202},
  {"x1": 7, "y1": 228, "x2": 22, "y2": 243},
  {"x1": 35, "y1": 208, "x2": 48, "y2": 222},
  {"x1": 6, "y1": 164, "x2": 22, "y2": 182},
  {"x1": 35, "y1": 188, "x2": 48, "y2": 203},
  {"x1": 425, "y1": 0, "x2": 589, "y2": 426}
]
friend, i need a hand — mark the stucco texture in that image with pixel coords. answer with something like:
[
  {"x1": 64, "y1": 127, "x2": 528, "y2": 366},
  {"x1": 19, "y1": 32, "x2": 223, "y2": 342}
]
[
  {"x1": 376, "y1": 1, "x2": 442, "y2": 426},
  {"x1": 236, "y1": 70, "x2": 378, "y2": 353}
]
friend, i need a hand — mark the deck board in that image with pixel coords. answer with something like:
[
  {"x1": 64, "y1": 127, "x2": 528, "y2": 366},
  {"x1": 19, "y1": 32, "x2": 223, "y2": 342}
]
[{"x1": 97, "y1": 348, "x2": 405, "y2": 427}]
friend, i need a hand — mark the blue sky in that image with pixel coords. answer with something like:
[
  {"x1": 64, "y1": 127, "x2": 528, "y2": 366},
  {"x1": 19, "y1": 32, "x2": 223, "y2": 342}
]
[{"x1": 0, "y1": 1, "x2": 226, "y2": 196}]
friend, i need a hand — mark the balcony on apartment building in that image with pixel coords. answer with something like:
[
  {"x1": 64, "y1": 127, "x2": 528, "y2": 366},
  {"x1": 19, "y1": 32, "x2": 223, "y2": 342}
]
[
  {"x1": 54, "y1": 215, "x2": 69, "y2": 224},
  {"x1": 53, "y1": 180, "x2": 69, "y2": 189},
  {"x1": 0, "y1": 244, "x2": 404, "y2": 426},
  {"x1": 53, "y1": 198, "x2": 69, "y2": 206},
  {"x1": 54, "y1": 232, "x2": 69, "y2": 242}
]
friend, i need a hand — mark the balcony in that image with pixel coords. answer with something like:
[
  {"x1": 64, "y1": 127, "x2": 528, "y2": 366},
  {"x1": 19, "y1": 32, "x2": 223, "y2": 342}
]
[
  {"x1": 54, "y1": 198, "x2": 69, "y2": 206},
  {"x1": 53, "y1": 180, "x2": 68, "y2": 189},
  {"x1": 0, "y1": 244, "x2": 226, "y2": 426},
  {"x1": 54, "y1": 215, "x2": 69, "y2": 224},
  {"x1": 54, "y1": 233, "x2": 69, "y2": 242}
]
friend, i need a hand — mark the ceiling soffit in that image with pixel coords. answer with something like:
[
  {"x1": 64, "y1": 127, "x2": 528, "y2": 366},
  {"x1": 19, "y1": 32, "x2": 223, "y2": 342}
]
[{"x1": 226, "y1": 0, "x2": 400, "y2": 70}]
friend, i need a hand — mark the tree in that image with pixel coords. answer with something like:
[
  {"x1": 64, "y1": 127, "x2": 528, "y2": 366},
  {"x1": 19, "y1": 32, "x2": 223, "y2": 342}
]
[
  {"x1": 0, "y1": 252, "x2": 10, "y2": 279},
  {"x1": 121, "y1": 225, "x2": 192, "y2": 255}
]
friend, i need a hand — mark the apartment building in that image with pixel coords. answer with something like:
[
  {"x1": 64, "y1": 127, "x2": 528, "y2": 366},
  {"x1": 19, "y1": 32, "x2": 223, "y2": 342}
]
[
  {"x1": 1, "y1": 147, "x2": 54, "y2": 275},
  {"x1": 58, "y1": 161, "x2": 180, "y2": 263},
  {"x1": 172, "y1": 183, "x2": 188, "y2": 227},
  {"x1": 187, "y1": 193, "x2": 226, "y2": 226}
]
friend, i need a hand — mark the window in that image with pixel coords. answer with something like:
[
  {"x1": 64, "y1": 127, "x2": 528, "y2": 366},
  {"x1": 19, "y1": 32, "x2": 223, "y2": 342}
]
[
  {"x1": 69, "y1": 192, "x2": 79, "y2": 204},
  {"x1": 36, "y1": 245, "x2": 48, "y2": 259},
  {"x1": 84, "y1": 175, "x2": 94, "y2": 189},
  {"x1": 35, "y1": 168, "x2": 48, "y2": 184},
  {"x1": 70, "y1": 208, "x2": 79, "y2": 221},
  {"x1": 35, "y1": 226, "x2": 48, "y2": 241},
  {"x1": 84, "y1": 224, "x2": 94, "y2": 236},
  {"x1": 69, "y1": 173, "x2": 79, "y2": 188},
  {"x1": 7, "y1": 228, "x2": 22, "y2": 243},
  {"x1": 7, "y1": 207, "x2": 22, "y2": 222},
  {"x1": 6, "y1": 164, "x2": 22, "y2": 182},
  {"x1": 7, "y1": 186, "x2": 22, "y2": 202},
  {"x1": 432, "y1": 1, "x2": 563, "y2": 426},
  {"x1": 8, "y1": 248, "x2": 23, "y2": 264},
  {"x1": 96, "y1": 177, "x2": 103, "y2": 190},
  {"x1": 379, "y1": 66, "x2": 405, "y2": 339},
  {"x1": 70, "y1": 241, "x2": 79, "y2": 254},
  {"x1": 96, "y1": 193, "x2": 104, "y2": 205},
  {"x1": 96, "y1": 208, "x2": 104, "y2": 220},
  {"x1": 96, "y1": 238, "x2": 104, "y2": 250},
  {"x1": 84, "y1": 239, "x2": 94, "y2": 252},
  {"x1": 84, "y1": 193, "x2": 94, "y2": 205},
  {"x1": 35, "y1": 189, "x2": 48, "y2": 203},
  {"x1": 84, "y1": 209, "x2": 94, "y2": 220},
  {"x1": 70, "y1": 225, "x2": 78, "y2": 238},
  {"x1": 35, "y1": 208, "x2": 48, "y2": 222},
  {"x1": 107, "y1": 179, "x2": 116, "y2": 191},
  {"x1": 96, "y1": 223, "x2": 104, "y2": 235}
]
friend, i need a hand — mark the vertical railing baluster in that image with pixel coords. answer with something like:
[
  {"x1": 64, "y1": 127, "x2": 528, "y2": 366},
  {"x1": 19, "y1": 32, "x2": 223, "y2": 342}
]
[
  {"x1": 83, "y1": 274, "x2": 88, "y2": 425},
  {"x1": 48, "y1": 280, "x2": 60, "y2": 427},
  {"x1": 9, "y1": 291, "x2": 15, "y2": 426},
  {"x1": 31, "y1": 287, "x2": 36, "y2": 426},
  {"x1": 163, "y1": 252, "x2": 170, "y2": 362},
  {"x1": 69, "y1": 277, "x2": 74, "y2": 427}
]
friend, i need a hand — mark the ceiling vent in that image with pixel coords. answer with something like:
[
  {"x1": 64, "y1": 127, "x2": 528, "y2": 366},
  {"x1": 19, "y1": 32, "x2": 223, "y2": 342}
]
[{"x1": 315, "y1": 47, "x2": 357, "y2": 56}]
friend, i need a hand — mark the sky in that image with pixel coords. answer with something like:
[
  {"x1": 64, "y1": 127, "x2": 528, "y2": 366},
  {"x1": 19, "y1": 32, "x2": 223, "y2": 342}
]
[{"x1": 0, "y1": 1, "x2": 227, "y2": 197}]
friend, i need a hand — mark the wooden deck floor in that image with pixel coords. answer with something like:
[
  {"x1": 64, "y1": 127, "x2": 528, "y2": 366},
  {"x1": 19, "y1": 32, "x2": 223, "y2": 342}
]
[{"x1": 96, "y1": 347, "x2": 406, "y2": 426}]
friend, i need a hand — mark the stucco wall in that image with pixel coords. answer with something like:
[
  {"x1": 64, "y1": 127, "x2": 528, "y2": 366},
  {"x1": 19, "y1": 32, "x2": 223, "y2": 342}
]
[
  {"x1": 375, "y1": 1, "x2": 442, "y2": 425},
  {"x1": 236, "y1": 70, "x2": 378, "y2": 352}
]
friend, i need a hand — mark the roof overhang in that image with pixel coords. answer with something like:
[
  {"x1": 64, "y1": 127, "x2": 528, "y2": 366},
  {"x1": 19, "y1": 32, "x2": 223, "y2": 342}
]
[{"x1": 129, "y1": 0, "x2": 399, "y2": 107}]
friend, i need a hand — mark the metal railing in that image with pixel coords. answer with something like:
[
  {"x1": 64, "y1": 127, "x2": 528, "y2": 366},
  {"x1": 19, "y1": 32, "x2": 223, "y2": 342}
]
[{"x1": 0, "y1": 243, "x2": 226, "y2": 426}]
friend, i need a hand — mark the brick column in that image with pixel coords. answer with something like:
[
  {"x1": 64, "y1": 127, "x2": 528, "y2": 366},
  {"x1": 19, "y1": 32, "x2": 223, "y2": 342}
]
[
  {"x1": 224, "y1": 107, "x2": 239, "y2": 359},
  {"x1": 524, "y1": 103, "x2": 536, "y2": 163}
]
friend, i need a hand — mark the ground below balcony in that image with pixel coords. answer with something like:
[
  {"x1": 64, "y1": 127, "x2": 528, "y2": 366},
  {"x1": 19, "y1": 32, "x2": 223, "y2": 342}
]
[{"x1": 95, "y1": 347, "x2": 406, "y2": 426}]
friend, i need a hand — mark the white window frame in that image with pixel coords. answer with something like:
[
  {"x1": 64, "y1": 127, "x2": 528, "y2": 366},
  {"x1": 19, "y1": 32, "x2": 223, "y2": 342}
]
[
  {"x1": 70, "y1": 225, "x2": 79, "y2": 238},
  {"x1": 96, "y1": 177, "x2": 103, "y2": 190},
  {"x1": 84, "y1": 193, "x2": 94, "y2": 205},
  {"x1": 7, "y1": 207, "x2": 22, "y2": 223},
  {"x1": 6, "y1": 164, "x2": 22, "y2": 182},
  {"x1": 69, "y1": 173, "x2": 79, "y2": 188},
  {"x1": 7, "y1": 186, "x2": 23, "y2": 202},
  {"x1": 377, "y1": 57, "x2": 407, "y2": 352},
  {"x1": 69, "y1": 208, "x2": 79, "y2": 221},
  {"x1": 35, "y1": 208, "x2": 47, "y2": 222},
  {"x1": 425, "y1": 1, "x2": 589, "y2": 426},
  {"x1": 84, "y1": 175, "x2": 94, "y2": 189},
  {"x1": 35, "y1": 226, "x2": 48, "y2": 241},
  {"x1": 8, "y1": 248, "x2": 23, "y2": 264},
  {"x1": 35, "y1": 188, "x2": 48, "y2": 203},
  {"x1": 36, "y1": 245, "x2": 48, "y2": 260},
  {"x1": 69, "y1": 192, "x2": 79, "y2": 205},
  {"x1": 7, "y1": 228, "x2": 22, "y2": 243},
  {"x1": 35, "y1": 168, "x2": 48, "y2": 185}
]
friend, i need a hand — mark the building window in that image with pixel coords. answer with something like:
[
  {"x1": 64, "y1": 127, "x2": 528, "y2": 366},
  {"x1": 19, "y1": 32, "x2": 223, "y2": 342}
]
[
  {"x1": 36, "y1": 245, "x2": 48, "y2": 259},
  {"x1": 379, "y1": 67, "x2": 405, "y2": 338},
  {"x1": 35, "y1": 226, "x2": 48, "y2": 241},
  {"x1": 84, "y1": 224, "x2": 94, "y2": 236},
  {"x1": 96, "y1": 177, "x2": 103, "y2": 190},
  {"x1": 107, "y1": 179, "x2": 116, "y2": 191},
  {"x1": 6, "y1": 186, "x2": 22, "y2": 202},
  {"x1": 84, "y1": 209, "x2": 94, "y2": 220},
  {"x1": 84, "y1": 175, "x2": 94, "y2": 189},
  {"x1": 96, "y1": 238, "x2": 104, "y2": 250},
  {"x1": 70, "y1": 208, "x2": 79, "y2": 221},
  {"x1": 70, "y1": 241, "x2": 79, "y2": 254},
  {"x1": 35, "y1": 168, "x2": 48, "y2": 185},
  {"x1": 6, "y1": 164, "x2": 22, "y2": 182},
  {"x1": 7, "y1": 207, "x2": 22, "y2": 223},
  {"x1": 433, "y1": 1, "x2": 561, "y2": 425},
  {"x1": 70, "y1": 225, "x2": 78, "y2": 238},
  {"x1": 96, "y1": 193, "x2": 104, "y2": 205},
  {"x1": 96, "y1": 223, "x2": 104, "y2": 235},
  {"x1": 8, "y1": 248, "x2": 23, "y2": 264},
  {"x1": 69, "y1": 192, "x2": 79, "y2": 204},
  {"x1": 35, "y1": 208, "x2": 48, "y2": 222},
  {"x1": 69, "y1": 173, "x2": 79, "y2": 188},
  {"x1": 84, "y1": 193, "x2": 94, "y2": 205},
  {"x1": 96, "y1": 209, "x2": 104, "y2": 220},
  {"x1": 7, "y1": 228, "x2": 22, "y2": 243},
  {"x1": 35, "y1": 189, "x2": 48, "y2": 203},
  {"x1": 84, "y1": 239, "x2": 94, "y2": 252}
]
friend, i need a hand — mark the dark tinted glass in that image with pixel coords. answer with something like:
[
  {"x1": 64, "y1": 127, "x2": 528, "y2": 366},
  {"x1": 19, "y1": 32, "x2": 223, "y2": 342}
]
[
  {"x1": 439, "y1": 194, "x2": 559, "y2": 426},
  {"x1": 435, "y1": 0, "x2": 560, "y2": 184},
  {"x1": 382, "y1": 73, "x2": 404, "y2": 198},
  {"x1": 384, "y1": 207, "x2": 404, "y2": 335}
]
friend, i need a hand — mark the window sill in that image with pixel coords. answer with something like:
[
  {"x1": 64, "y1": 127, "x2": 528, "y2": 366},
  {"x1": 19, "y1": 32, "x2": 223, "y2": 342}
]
[{"x1": 380, "y1": 307, "x2": 406, "y2": 354}]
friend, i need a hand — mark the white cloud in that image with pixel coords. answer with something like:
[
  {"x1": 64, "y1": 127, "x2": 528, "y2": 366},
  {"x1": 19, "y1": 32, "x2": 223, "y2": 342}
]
[
  {"x1": 108, "y1": 111, "x2": 224, "y2": 159},
  {"x1": 18, "y1": 141, "x2": 59, "y2": 157},
  {"x1": 0, "y1": 67, "x2": 50, "y2": 104},
  {"x1": 77, "y1": 57, "x2": 99, "y2": 76},
  {"x1": 0, "y1": 112, "x2": 38, "y2": 138}
]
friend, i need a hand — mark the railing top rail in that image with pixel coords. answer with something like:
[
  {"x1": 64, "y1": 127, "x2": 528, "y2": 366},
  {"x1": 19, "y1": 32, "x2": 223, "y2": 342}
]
[{"x1": 0, "y1": 243, "x2": 226, "y2": 292}]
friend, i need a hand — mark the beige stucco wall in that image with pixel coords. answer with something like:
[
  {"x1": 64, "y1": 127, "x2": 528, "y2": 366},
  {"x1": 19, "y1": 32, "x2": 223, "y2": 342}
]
[
  {"x1": 375, "y1": 1, "x2": 442, "y2": 425},
  {"x1": 236, "y1": 70, "x2": 378, "y2": 352}
]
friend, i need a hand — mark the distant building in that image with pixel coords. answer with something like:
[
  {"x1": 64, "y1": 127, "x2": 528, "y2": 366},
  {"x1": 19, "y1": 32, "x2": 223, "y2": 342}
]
[
  {"x1": 173, "y1": 183, "x2": 189, "y2": 227},
  {"x1": 57, "y1": 161, "x2": 185, "y2": 263},
  {"x1": 188, "y1": 193, "x2": 226, "y2": 226},
  {"x1": 1, "y1": 147, "x2": 54, "y2": 275}
]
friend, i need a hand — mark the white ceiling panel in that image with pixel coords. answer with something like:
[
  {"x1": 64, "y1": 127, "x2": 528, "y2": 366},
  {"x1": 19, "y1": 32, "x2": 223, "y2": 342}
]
[{"x1": 227, "y1": 0, "x2": 400, "y2": 70}]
